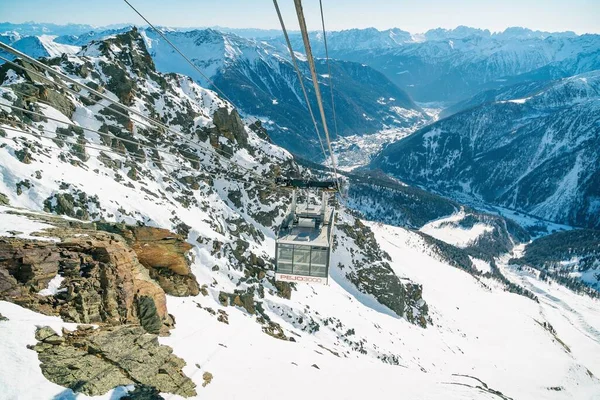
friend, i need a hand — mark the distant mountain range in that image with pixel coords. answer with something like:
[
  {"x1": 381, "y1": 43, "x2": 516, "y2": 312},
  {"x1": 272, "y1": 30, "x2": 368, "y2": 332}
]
[
  {"x1": 0, "y1": 22, "x2": 132, "y2": 36},
  {"x1": 2, "y1": 24, "x2": 436, "y2": 160},
  {"x1": 288, "y1": 26, "x2": 600, "y2": 103},
  {"x1": 138, "y1": 28, "x2": 428, "y2": 159}
]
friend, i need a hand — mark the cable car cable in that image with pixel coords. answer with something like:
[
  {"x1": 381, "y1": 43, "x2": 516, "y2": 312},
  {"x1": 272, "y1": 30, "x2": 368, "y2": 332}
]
[
  {"x1": 293, "y1": 0, "x2": 345, "y2": 202},
  {"x1": 318, "y1": 0, "x2": 340, "y2": 143},
  {"x1": 122, "y1": 0, "x2": 241, "y2": 114},
  {"x1": 0, "y1": 122, "x2": 278, "y2": 190},
  {"x1": 0, "y1": 53, "x2": 259, "y2": 178},
  {"x1": 272, "y1": 0, "x2": 329, "y2": 165}
]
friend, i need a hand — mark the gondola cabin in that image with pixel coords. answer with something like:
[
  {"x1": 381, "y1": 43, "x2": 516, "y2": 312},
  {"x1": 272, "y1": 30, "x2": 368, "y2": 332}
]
[{"x1": 275, "y1": 179, "x2": 337, "y2": 284}]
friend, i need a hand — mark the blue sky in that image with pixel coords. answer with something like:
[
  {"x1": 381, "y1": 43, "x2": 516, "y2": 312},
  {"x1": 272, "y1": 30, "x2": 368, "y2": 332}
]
[{"x1": 1, "y1": 0, "x2": 599, "y2": 34}]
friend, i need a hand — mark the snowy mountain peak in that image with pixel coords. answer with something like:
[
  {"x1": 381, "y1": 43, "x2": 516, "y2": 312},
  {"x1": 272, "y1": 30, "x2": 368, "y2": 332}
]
[
  {"x1": 424, "y1": 26, "x2": 491, "y2": 41},
  {"x1": 0, "y1": 33, "x2": 79, "y2": 61}
]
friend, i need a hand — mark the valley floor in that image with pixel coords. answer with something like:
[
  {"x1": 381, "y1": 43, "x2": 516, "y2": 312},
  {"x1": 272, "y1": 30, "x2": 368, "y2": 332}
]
[{"x1": 331, "y1": 128, "x2": 415, "y2": 171}]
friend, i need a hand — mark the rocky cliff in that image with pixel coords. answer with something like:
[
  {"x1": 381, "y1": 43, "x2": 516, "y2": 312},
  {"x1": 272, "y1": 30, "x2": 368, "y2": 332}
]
[{"x1": 0, "y1": 208, "x2": 197, "y2": 396}]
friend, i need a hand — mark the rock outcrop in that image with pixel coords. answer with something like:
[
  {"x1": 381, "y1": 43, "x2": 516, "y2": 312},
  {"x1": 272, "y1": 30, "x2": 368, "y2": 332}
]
[
  {"x1": 0, "y1": 211, "x2": 202, "y2": 334},
  {"x1": 337, "y1": 217, "x2": 430, "y2": 327},
  {"x1": 212, "y1": 107, "x2": 248, "y2": 149},
  {"x1": 33, "y1": 325, "x2": 196, "y2": 397},
  {"x1": 0, "y1": 240, "x2": 59, "y2": 296},
  {"x1": 0, "y1": 210, "x2": 201, "y2": 397},
  {"x1": 0, "y1": 232, "x2": 172, "y2": 334},
  {"x1": 96, "y1": 223, "x2": 200, "y2": 296}
]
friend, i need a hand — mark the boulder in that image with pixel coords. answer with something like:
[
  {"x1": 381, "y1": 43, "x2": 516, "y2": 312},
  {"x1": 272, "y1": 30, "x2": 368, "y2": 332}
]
[
  {"x1": 274, "y1": 280, "x2": 292, "y2": 300},
  {"x1": 212, "y1": 107, "x2": 248, "y2": 148},
  {"x1": 33, "y1": 325, "x2": 196, "y2": 397},
  {"x1": 219, "y1": 290, "x2": 256, "y2": 314}
]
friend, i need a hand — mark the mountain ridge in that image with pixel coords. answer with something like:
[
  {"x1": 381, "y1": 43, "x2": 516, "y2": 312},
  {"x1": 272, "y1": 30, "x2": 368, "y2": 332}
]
[{"x1": 371, "y1": 70, "x2": 600, "y2": 229}]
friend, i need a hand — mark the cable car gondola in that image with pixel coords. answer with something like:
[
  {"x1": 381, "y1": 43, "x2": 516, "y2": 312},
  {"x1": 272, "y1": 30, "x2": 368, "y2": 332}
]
[{"x1": 275, "y1": 178, "x2": 337, "y2": 285}]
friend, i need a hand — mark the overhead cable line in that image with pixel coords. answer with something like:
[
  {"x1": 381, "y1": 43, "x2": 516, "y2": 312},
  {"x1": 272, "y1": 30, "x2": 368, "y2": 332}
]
[
  {"x1": 0, "y1": 104, "x2": 281, "y2": 190},
  {"x1": 5, "y1": 86, "x2": 232, "y2": 167},
  {"x1": 272, "y1": 0, "x2": 329, "y2": 163},
  {"x1": 1, "y1": 123, "x2": 174, "y2": 167},
  {"x1": 121, "y1": 0, "x2": 240, "y2": 111},
  {"x1": 318, "y1": 0, "x2": 340, "y2": 142},
  {"x1": 0, "y1": 122, "x2": 273, "y2": 190},
  {"x1": 3, "y1": 102, "x2": 194, "y2": 162},
  {"x1": 123, "y1": 0, "x2": 335, "y2": 169},
  {"x1": 292, "y1": 0, "x2": 341, "y2": 191},
  {"x1": 0, "y1": 51, "x2": 245, "y2": 170}
]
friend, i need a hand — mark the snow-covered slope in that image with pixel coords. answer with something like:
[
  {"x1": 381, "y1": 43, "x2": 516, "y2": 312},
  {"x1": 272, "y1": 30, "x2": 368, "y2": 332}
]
[
  {"x1": 3, "y1": 212, "x2": 600, "y2": 399},
  {"x1": 372, "y1": 70, "x2": 600, "y2": 229},
  {"x1": 1, "y1": 26, "x2": 600, "y2": 400},
  {"x1": 420, "y1": 209, "x2": 494, "y2": 248}
]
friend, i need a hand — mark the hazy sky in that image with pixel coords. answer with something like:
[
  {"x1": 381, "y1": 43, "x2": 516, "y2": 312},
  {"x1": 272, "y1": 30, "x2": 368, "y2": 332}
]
[{"x1": 1, "y1": 0, "x2": 599, "y2": 34}]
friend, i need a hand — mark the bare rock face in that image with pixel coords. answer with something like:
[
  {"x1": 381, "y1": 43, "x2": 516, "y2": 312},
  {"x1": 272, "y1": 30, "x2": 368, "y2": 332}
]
[
  {"x1": 212, "y1": 107, "x2": 248, "y2": 149},
  {"x1": 96, "y1": 223, "x2": 200, "y2": 297},
  {"x1": 0, "y1": 232, "x2": 172, "y2": 334},
  {"x1": 130, "y1": 227, "x2": 193, "y2": 275},
  {"x1": 0, "y1": 240, "x2": 60, "y2": 293},
  {"x1": 60, "y1": 234, "x2": 170, "y2": 329},
  {"x1": 1, "y1": 210, "x2": 200, "y2": 396},
  {"x1": 33, "y1": 325, "x2": 196, "y2": 397}
]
